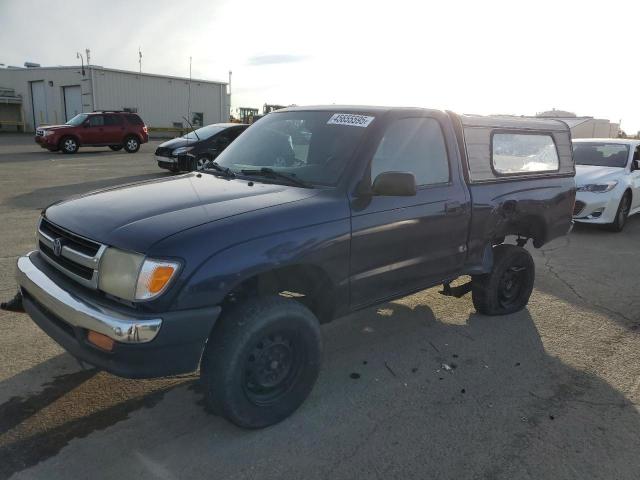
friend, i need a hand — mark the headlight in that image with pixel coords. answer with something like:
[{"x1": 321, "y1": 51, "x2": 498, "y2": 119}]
[
  {"x1": 98, "y1": 248, "x2": 180, "y2": 301},
  {"x1": 44, "y1": 130, "x2": 55, "y2": 136},
  {"x1": 172, "y1": 146, "x2": 194, "y2": 155},
  {"x1": 576, "y1": 181, "x2": 618, "y2": 193}
]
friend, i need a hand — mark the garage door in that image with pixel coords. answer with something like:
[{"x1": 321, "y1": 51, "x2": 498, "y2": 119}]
[
  {"x1": 63, "y1": 85, "x2": 82, "y2": 121},
  {"x1": 30, "y1": 80, "x2": 48, "y2": 127}
]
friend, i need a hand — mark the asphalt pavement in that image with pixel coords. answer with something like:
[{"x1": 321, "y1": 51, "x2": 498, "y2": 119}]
[{"x1": 0, "y1": 133, "x2": 639, "y2": 480}]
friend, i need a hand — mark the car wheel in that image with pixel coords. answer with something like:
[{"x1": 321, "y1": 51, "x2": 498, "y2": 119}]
[
  {"x1": 200, "y1": 295, "x2": 322, "y2": 429},
  {"x1": 608, "y1": 192, "x2": 631, "y2": 232},
  {"x1": 471, "y1": 244, "x2": 535, "y2": 315},
  {"x1": 123, "y1": 136, "x2": 140, "y2": 153},
  {"x1": 109, "y1": 145, "x2": 123, "y2": 151},
  {"x1": 60, "y1": 136, "x2": 79, "y2": 154}
]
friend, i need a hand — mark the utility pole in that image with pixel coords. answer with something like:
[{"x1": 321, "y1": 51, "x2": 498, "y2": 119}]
[
  {"x1": 85, "y1": 48, "x2": 91, "y2": 65},
  {"x1": 138, "y1": 47, "x2": 142, "y2": 73},
  {"x1": 187, "y1": 56, "x2": 192, "y2": 122}
]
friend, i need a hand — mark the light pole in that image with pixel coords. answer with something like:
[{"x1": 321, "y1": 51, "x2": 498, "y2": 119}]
[{"x1": 76, "y1": 52, "x2": 85, "y2": 76}]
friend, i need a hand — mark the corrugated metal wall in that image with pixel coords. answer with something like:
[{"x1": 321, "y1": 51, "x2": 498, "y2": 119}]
[
  {"x1": 0, "y1": 66, "x2": 230, "y2": 132},
  {"x1": 93, "y1": 69, "x2": 229, "y2": 128},
  {"x1": 0, "y1": 67, "x2": 90, "y2": 131}
]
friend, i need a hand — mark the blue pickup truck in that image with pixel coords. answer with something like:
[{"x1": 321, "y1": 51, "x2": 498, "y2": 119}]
[{"x1": 16, "y1": 106, "x2": 575, "y2": 428}]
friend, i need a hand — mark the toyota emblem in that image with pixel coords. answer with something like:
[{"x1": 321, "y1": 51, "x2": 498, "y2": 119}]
[{"x1": 53, "y1": 238, "x2": 63, "y2": 256}]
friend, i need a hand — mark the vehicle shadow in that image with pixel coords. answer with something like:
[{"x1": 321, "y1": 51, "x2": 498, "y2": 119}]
[
  {"x1": 2, "y1": 294, "x2": 639, "y2": 479},
  {"x1": 3, "y1": 173, "x2": 170, "y2": 210}
]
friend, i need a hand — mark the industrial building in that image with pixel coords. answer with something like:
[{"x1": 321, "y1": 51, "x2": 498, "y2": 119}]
[
  {"x1": 0, "y1": 64, "x2": 230, "y2": 133},
  {"x1": 536, "y1": 110, "x2": 619, "y2": 139}
]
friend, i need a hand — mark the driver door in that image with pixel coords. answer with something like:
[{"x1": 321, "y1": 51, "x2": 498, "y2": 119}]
[
  {"x1": 81, "y1": 115, "x2": 105, "y2": 144},
  {"x1": 349, "y1": 115, "x2": 470, "y2": 308}
]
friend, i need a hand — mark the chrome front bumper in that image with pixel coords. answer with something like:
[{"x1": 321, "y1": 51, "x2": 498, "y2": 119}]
[{"x1": 17, "y1": 251, "x2": 162, "y2": 343}]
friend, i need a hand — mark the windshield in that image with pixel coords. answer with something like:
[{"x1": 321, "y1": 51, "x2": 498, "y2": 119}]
[
  {"x1": 573, "y1": 142, "x2": 630, "y2": 168},
  {"x1": 182, "y1": 124, "x2": 227, "y2": 141},
  {"x1": 65, "y1": 114, "x2": 88, "y2": 126},
  {"x1": 214, "y1": 111, "x2": 374, "y2": 186}
]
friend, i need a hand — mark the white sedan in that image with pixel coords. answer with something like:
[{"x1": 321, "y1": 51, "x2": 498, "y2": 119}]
[{"x1": 573, "y1": 138, "x2": 640, "y2": 231}]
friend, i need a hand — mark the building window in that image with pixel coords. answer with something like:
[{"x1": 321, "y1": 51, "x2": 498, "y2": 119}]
[
  {"x1": 192, "y1": 112, "x2": 203, "y2": 127},
  {"x1": 123, "y1": 107, "x2": 138, "y2": 113},
  {"x1": 492, "y1": 132, "x2": 559, "y2": 175}
]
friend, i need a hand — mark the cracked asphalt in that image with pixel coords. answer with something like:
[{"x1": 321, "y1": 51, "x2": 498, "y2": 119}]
[{"x1": 1, "y1": 133, "x2": 639, "y2": 480}]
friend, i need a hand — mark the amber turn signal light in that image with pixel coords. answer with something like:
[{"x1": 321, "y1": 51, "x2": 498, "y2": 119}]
[
  {"x1": 148, "y1": 266, "x2": 175, "y2": 294},
  {"x1": 87, "y1": 330, "x2": 115, "y2": 352}
]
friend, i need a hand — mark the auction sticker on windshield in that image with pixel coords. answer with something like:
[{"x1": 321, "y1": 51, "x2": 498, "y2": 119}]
[{"x1": 327, "y1": 113, "x2": 375, "y2": 128}]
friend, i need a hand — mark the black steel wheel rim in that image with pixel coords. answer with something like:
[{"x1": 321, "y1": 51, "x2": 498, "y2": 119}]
[
  {"x1": 244, "y1": 332, "x2": 300, "y2": 406},
  {"x1": 498, "y1": 265, "x2": 527, "y2": 308}
]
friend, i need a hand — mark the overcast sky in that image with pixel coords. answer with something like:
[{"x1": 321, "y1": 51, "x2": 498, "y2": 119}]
[{"x1": 2, "y1": 0, "x2": 639, "y2": 132}]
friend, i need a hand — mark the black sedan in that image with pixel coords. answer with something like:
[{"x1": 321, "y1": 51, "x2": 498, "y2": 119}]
[{"x1": 155, "y1": 123, "x2": 249, "y2": 172}]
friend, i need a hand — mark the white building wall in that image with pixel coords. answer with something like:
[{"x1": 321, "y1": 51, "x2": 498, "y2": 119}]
[
  {"x1": 92, "y1": 68, "x2": 230, "y2": 128},
  {"x1": 0, "y1": 67, "x2": 90, "y2": 130},
  {"x1": 0, "y1": 66, "x2": 230, "y2": 132}
]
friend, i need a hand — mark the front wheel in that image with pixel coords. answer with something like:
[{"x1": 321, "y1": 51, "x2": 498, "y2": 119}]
[
  {"x1": 200, "y1": 296, "x2": 322, "y2": 429},
  {"x1": 123, "y1": 136, "x2": 140, "y2": 153},
  {"x1": 608, "y1": 192, "x2": 631, "y2": 232},
  {"x1": 109, "y1": 145, "x2": 123, "y2": 151},
  {"x1": 60, "y1": 136, "x2": 79, "y2": 154},
  {"x1": 471, "y1": 244, "x2": 535, "y2": 315}
]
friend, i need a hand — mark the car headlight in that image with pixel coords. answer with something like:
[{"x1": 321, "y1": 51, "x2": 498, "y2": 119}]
[
  {"x1": 172, "y1": 146, "x2": 194, "y2": 155},
  {"x1": 44, "y1": 130, "x2": 55, "y2": 136},
  {"x1": 98, "y1": 248, "x2": 180, "y2": 301},
  {"x1": 576, "y1": 181, "x2": 618, "y2": 193}
]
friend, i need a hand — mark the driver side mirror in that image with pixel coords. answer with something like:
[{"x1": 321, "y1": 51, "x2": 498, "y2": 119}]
[
  {"x1": 83, "y1": 122, "x2": 89, "y2": 128},
  {"x1": 635, "y1": 159, "x2": 640, "y2": 171},
  {"x1": 372, "y1": 171, "x2": 417, "y2": 196}
]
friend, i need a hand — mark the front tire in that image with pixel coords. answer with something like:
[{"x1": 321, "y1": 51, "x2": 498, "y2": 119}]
[
  {"x1": 123, "y1": 136, "x2": 140, "y2": 153},
  {"x1": 608, "y1": 192, "x2": 631, "y2": 232},
  {"x1": 200, "y1": 296, "x2": 322, "y2": 429},
  {"x1": 472, "y1": 244, "x2": 535, "y2": 315},
  {"x1": 60, "y1": 136, "x2": 79, "y2": 154}
]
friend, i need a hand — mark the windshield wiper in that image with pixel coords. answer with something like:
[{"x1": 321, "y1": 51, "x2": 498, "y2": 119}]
[
  {"x1": 239, "y1": 167, "x2": 311, "y2": 188},
  {"x1": 203, "y1": 161, "x2": 235, "y2": 178}
]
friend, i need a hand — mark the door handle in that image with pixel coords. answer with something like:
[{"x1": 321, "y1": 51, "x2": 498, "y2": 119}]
[{"x1": 445, "y1": 201, "x2": 462, "y2": 213}]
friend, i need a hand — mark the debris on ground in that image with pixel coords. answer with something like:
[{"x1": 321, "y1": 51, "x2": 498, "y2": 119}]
[
  {"x1": 441, "y1": 363, "x2": 453, "y2": 372},
  {"x1": 350, "y1": 373, "x2": 361, "y2": 379},
  {"x1": 384, "y1": 361, "x2": 397, "y2": 377}
]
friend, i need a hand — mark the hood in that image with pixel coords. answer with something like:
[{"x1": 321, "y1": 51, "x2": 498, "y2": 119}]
[
  {"x1": 575, "y1": 165, "x2": 624, "y2": 185},
  {"x1": 40, "y1": 124, "x2": 72, "y2": 131},
  {"x1": 44, "y1": 174, "x2": 318, "y2": 252},
  {"x1": 157, "y1": 137, "x2": 198, "y2": 150}
]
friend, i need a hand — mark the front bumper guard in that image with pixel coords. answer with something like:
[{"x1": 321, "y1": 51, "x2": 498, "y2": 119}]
[{"x1": 17, "y1": 251, "x2": 162, "y2": 343}]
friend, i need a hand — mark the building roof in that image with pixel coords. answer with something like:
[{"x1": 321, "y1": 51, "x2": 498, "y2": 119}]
[
  {"x1": 573, "y1": 138, "x2": 640, "y2": 146},
  {"x1": 0, "y1": 65, "x2": 228, "y2": 86}
]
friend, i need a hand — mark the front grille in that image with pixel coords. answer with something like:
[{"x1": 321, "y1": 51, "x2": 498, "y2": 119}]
[
  {"x1": 37, "y1": 217, "x2": 106, "y2": 289},
  {"x1": 573, "y1": 200, "x2": 586, "y2": 216},
  {"x1": 155, "y1": 147, "x2": 173, "y2": 157}
]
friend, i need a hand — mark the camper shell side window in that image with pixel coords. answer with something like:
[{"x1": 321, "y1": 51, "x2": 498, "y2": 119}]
[{"x1": 490, "y1": 130, "x2": 560, "y2": 176}]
